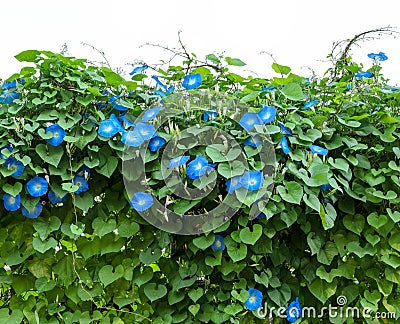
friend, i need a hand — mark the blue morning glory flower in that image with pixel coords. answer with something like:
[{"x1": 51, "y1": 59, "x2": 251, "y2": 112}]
[
  {"x1": 240, "y1": 171, "x2": 264, "y2": 191},
  {"x1": 166, "y1": 86, "x2": 175, "y2": 94},
  {"x1": 26, "y1": 177, "x2": 48, "y2": 197},
  {"x1": 45, "y1": 124, "x2": 66, "y2": 146},
  {"x1": 78, "y1": 165, "x2": 91, "y2": 179},
  {"x1": 3, "y1": 193, "x2": 20, "y2": 211},
  {"x1": 134, "y1": 122, "x2": 156, "y2": 141},
  {"x1": 152, "y1": 76, "x2": 168, "y2": 91},
  {"x1": 48, "y1": 190, "x2": 67, "y2": 204},
  {"x1": 98, "y1": 114, "x2": 123, "y2": 138},
  {"x1": 182, "y1": 73, "x2": 202, "y2": 90},
  {"x1": 286, "y1": 297, "x2": 302, "y2": 323},
  {"x1": 121, "y1": 130, "x2": 144, "y2": 147},
  {"x1": 367, "y1": 52, "x2": 388, "y2": 61},
  {"x1": 211, "y1": 235, "x2": 225, "y2": 252},
  {"x1": 244, "y1": 135, "x2": 262, "y2": 148},
  {"x1": 22, "y1": 203, "x2": 43, "y2": 219},
  {"x1": 258, "y1": 105, "x2": 276, "y2": 123},
  {"x1": 256, "y1": 212, "x2": 266, "y2": 219},
  {"x1": 244, "y1": 288, "x2": 263, "y2": 311},
  {"x1": 142, "y1": 106, "x2": 161, "y2": 122},
  {"x1": 239, "y1": 112, "x2": 263, "y2": 131},
  {"x1": 2, "y1": 80, "x2": 17, "y2": 89},
  {"x1": 129, "y1": 65, "x2": 148, "y2": 75},
  {"x1": 149, "y1": 135, "x2": 166, "y2": 152},
  {"x1": 130, "y1": 192, "x2": 154, "y2": 212},
  {"x1": 309, "y1": 145, "x2": 328, "y2": 156},
  {"x1": 4, "y1": 157, "x2": 24, "y2": 177},
  {"x1": 73, "y1": 175, "x2": 89, "y2": 194},
  {"x1": 302, "y1": 99, "x2": 318, "y2": 110},
  {"x1": 320, "y1": 183, "x2": 333, "y2": 191},
  {"x1": 167, "y1": 156, "x2": 190, "y2": 168},
  {"x1": 278, "y1": 122, "x2": 294, "y2": 136},
  {"x1": 355, "y1": 71, "x2": 373, "y2": 78},
  {"x1": 280, "y1": 137, "x2": 290, "y2": 155},
  {"x1": 0, "y1": 91, "x2": 20, "y2": 104},
  {"x1": 226, "y1": 176, "x2": 243, "y2": 194},
  {"x1": 203, "y1": 110, "x2": 217, "y2": 122},
  {"x1": 186, "y1": 155, "x2": 216, "y2": 180},
  {"x1": 0, "y1": 145, "x2": 13, "y2": 160}
]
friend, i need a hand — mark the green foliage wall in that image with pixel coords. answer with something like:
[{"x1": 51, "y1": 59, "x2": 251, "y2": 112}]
[{"x1": 1, "y1": 48, "x2": 400, "y2": 324}]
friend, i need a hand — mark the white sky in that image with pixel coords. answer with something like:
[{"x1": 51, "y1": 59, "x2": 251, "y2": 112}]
[{"x1": 1, "y1": 0, "x2": 400, "y2": 85}]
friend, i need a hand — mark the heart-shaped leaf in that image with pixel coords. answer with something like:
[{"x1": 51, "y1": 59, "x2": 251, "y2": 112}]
[
  {"x1": 139, "y1": 248, "x2": 162, "y2": 265},
  {"x1": 239, "y1": 224, "x2": 262, "y2": 245},
  {"x1": 32, "y1": 237, "x2": 57, "y2": 253},
  {"x1": 343, "y1": 214, "x2": 365, "y2": 235},
  {"x1": 367, "y1": 212, "x2": 387, "y2": 229},
  {"x1": 35, "y1": 144, "x2": 64, "y2": 167},
  {"x1": 33, "y1": 216, "x2": 61, "y2": 240},
  {"x1": 2, "y1": 182, "x2": 22, "y2": 196},
  {"x1": 144, "y1": 283, "x2": 167, "y2": 302},
  {"x1": 277, "y1": 181, "x2": 303, "y2": 204},
  {"x1": 309, "y1": 278, "x2": 337, "y2": 303},
  {"x1": 189, "y1": 304, "x2": 200, "y2": 316},
  {"x1": 99, "y1": 265, "x2": 124, "y2": 287},
  {"x1": 188, "y1": 288, "x2": 204, "y2": 303},
  {"x1": 92, "y1": 217, "x2": 116, "y2": 238}
]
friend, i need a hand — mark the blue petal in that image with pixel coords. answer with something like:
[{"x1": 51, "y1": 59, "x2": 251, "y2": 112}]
[
  {"x1": 153, "y1": 89, "x2": 167, "y2": 98},
  {"x1": 98, "y1": 117, "x2": 123, "y2": 138},
  {"x1": 121, "y1": 130, "x2": 144, "y2": 147},
  {"x1": 239, "y1": 112, "x2": 263, "y2": 131},
  {"x1": 48, "y1": 190, "x2": 67, "y2": 204},
  {"x1": 258, "y1": 105, "x2": 276, "y2": 123},
  {"x1": 26, "y1": 177, "x2": 48, "y2": 197},
  {"x1": 0, "y1": 91, "x2": 20, "y2": 104},
  {"x1": 129, "y1": 65, "x2": 148, "y2": 75},
  {"x1": 45, "y1": 124, "x2": 66, "y2": 146},
  {"x1": 134, "y1": 122, "x2": 156, "y2": 141},
  {"x1": 240, "y1": 171, "x2": 264, "y2": 191},
  {"x1": 186, "y1": 155, "x2": 215, "y2": 179},
  {"x1": 182, "y1": 74, "x2": 202, "y2": 90},
  {"x1": 4, "y1": 157, "x2": 24, "y2": 177},
  {"x1": 277, "y1": 122, "x2": 294, "y2": 136},
  {"x1": 211, "y1": 235, "x2": 225, "y2": 252},
  {"x1": 130, "y1": 192, "x2": 154, "y2": 212},
  {"x1": 22, "y1": 203, "x2": 43, "y2": 219},
  {"x1": 203, "y1": 110, "x2": 217, "y2": 122},
  {"x1": 355, "y1": 71, "x2": 373, "y2": 78},
  {"x1": 3, "y1": 193, "x2": 20, "y2": 211},
  {"x1": 152, "y1": 76, "x2": 168, "y2": 91},
  {"x1": 309, "y1": 144, "x2": 328, "y2": 156},
  {"x1": 244, "y1": 135, "x2": 262, "y2": 148},
  {"x1": 167, "y1": 156, "x2": 190, "y2": 168},
  {"x1": 142, "y1": 106, "x2": 162, "y2": 122},
  {"x1": 302, "y1": 99, "x2": 318, "y2": 110},
  {"x1": 73, "y1": 175, "x2": 89, "y2": 194},
  {"x1": 244, "y1": 288, "x2": 263, "y2": 311},
  {"x1": 226, "y1": 176, "x2": 243, "y2": 194},
  {"x1": 149, "y1": 135, "x2": 166, "y2": 152},
  {"x1": 280, "y1": 137, "x2": 290, "y2": 155}
]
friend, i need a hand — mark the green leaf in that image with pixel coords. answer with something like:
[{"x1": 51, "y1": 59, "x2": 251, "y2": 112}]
[
  {"x1": 217, "y1": 161, "x2": 245, "y2": 178},
  {"x1": 188, "y1": 288, "x2": 204, "y2": 303},
  {"x1": 96, "y1": 156, "x2": 118, "y2": 177},
  {"x1": 343, "y1": 214, "x2": 365, "y2": 236},
  {"x1": 92, "y1": 218, "x2": 116, "y2": 238},
  {"x1": 206, "y1": 54, "x2": 220, "y2": 63},
  {"x1": 189, "y1": 304, "x2": 200, "y2": 316},
  {"x1": 35, "y1": 144, "x2": 64, "y2": 167},
  {"x1": 239, "y1": 224, "x2": 262, "y2": 245},
  {"x1": 226, "y1": 241, "x2": 247, "y2": 262},
  {"x1": 144, "y1": 283, "x2": 167, "y2": 302},
  {"x1": 309, "y1": 278, "x2": 337, "y2": 303},
  {"x1": 277, "y1": 181, "x2": 303, "y2": 204},
  {"x1": 32, "y1": 237, "x2": 57, "y2": 253},
  {"x1": 139, "y1": 248, "x2": 162, "y2": 264},
  {"x1": 15, "y1": 50, "x2": 40, "y2": 62},
  {"x1": 271, "y1": 63, "x2": 291, "y2": 75},
  {"x1": 33, "y1": 216, "x2": 61, "y2": 240},
  {"x1": 35, "y1": 277, "x2": 56, "y2": 293},
  {"x1": 102, "y1": 67, "x2": 125, "y2": 86},
  {"x1": 99, "y1": 265, "x2": 124, "y2": 287},
  {"x1": 225, "y1": 57, "x2": 246, "y2": 66},
  {"x1": 2, "y1": 182, "x2": 22, "y2": 196},
  {"x1": 74, "y1": 192, "x2": 93, "y2": 212},
  {"x1": 281, "y1": 83, "x2": 304, "y2": 101},
  {"x1": 193, "y1": 234, "x2": 215, "y2": 250}
]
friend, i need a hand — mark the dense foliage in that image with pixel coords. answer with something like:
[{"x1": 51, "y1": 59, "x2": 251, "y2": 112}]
[{"x1": 0, "y1": 44, "x2": 400, "y2": 324}]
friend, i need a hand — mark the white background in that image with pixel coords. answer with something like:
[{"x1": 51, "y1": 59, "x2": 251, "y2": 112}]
[{"x1": 1, "y1": 0, "x2": 399, "y2": 84}]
